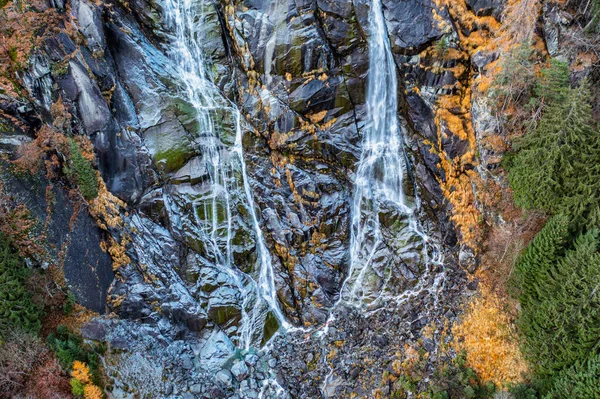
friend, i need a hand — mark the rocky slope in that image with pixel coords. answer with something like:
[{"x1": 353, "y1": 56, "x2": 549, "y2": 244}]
[{"x1": 3, "y1": 0, "x2": 593, "y2": 397}]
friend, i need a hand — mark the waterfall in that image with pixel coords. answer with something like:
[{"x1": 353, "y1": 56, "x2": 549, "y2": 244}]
[
  {"x1": 341, "y1": 0, "x2": 441, "y2": 308},
  {"x1": 161, "y1": 0, "x2": 288, "y2": 349}
]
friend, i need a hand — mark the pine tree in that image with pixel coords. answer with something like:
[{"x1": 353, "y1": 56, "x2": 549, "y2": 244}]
[
  {"x1": 546, "y1": 352, "x2": 600, "y2": 398},
  {"x1": 509, "y1": 73, "x2": 600, "y2": 223},
  {"x1": 518, "y1": 230, "x2": 600, "y2": 380},
  {"x1": 514, "y1": 214, "x2": 572, "y2": 307},
  {"x1": 532, "y1": 59, "x2": 570, "y2": 107}
]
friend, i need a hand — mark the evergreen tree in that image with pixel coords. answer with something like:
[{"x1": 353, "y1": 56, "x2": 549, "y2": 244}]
[
  {"x1": 509, "y1": 71, "x2": 600, "y2": 223},
  {"x1": 514, "y1": 214, "x2": 572, "y2": 307},
  {"x1": 0, "y1": 234, "x2": 41, "y2": 336},
  {"x1": 532, "y1": 59, "x2": 570, "y2": 107},
  {"x1": 518, "y1": 229, "x2": 600, "y2": 381},
  {"x1": 546, "y1": 352, "x2": 600, "y2": 398},
  {"x1": 491, "y1": 42, "x2": 536, "y2": 107}
]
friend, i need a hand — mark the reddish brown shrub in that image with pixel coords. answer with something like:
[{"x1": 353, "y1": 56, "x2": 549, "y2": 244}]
[
  {"x1": 23, "y1": 354, "x2": 72, "y2": 399},
  {"x1": 0, "y1": 329, "x2": 47, "y2": 395}
]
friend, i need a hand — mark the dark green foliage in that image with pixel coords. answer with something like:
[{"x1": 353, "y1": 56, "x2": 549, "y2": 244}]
[
  {"x1": 519, "y1": 229, "x2": 600, "y2": 379},
  {"x1": 508, "y1": 57, "x2": 600, "y2": 396},
  {"x1": 513, "y1": 214, "x2": 572, "y2": 307},
  {"x1": 7, "y1": 47, "x2": 18, "y2": 62},
  {"x1": 531, "y1": 59, "x2": 570, "y2": 107},
  {"x1": 63, "y1": 292, "x2": 76, "y2": 316},
  {"x1": 546, "y1": 352, "x2": 600, "y2": 398},
  {"x1": 432, "y1": 391, "x2": 449, "y2": 399},
  {"x1": 64, "y1": 139, "x2": 98, "y2": 200},
  {"x1": 0, "y1": 233, "x2": 41, "y2": 336},
  {"x1": 509, "y1": 383, "x2": 540, "y2": 399},
  {"x1": 47, "y1": 325, "x2": 101, "y2": 384},
  {"x1": 508, "y1": 62, "x2": 600, "y2": 223},
  {"x1": 434, "y1": 36, "x2": 449, "y2": 57}
]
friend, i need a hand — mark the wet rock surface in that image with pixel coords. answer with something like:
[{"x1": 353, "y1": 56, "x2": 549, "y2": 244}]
[{"x1": 0, "y1": 0, "x2": 514, "y2": 396}]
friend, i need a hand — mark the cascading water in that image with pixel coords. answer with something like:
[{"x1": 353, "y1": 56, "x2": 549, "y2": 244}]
[
  {"x1": 161, "y1": 0, "x2": 288, "y2": 349},
  {"x1": 319, "y1": 6, "x2": 445, "y2": 394},
  {"x1": 341, "y1": 0, "x2": 443, "y2": 309}
]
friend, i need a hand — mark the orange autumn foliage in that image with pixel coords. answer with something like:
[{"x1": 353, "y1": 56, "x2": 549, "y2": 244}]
[
  {"x1": 71, "y1": 361, "x2": 91, "y2": 384},
  {"x1": 0, "y1": 0, "x2": 70, "y2": 97},
  {"x1": 452, "y1": 285, "x2": 528, "y2": 386},
  {"x1": 432, "y1": 91, "x2": 484, "y2": 250},
  {"x1": 14, "y1": 124, "x2": 70, "y2": 174},
  {"x1": 0, "y1": 181, "x2": 45, "y2": 258},
  {"x1": 83, "y1": 384, "x2": 103, "y2": 399},
  {"x1": 433, "y1": 0, "x2": 500, "y2": 54}
]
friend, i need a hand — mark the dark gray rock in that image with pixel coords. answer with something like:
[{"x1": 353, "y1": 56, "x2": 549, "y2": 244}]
[
  {"x1": 81, "y1": 320, "x2": 107, "y2": 341},
  {"x1": 466, "y1": 0, "x2": 504, "y2": 17},
  {"x1": 231, "y1": 361, "x2": 250, "y2": 382},
  {"x1": 215, "y1": 369, "x2": 234, "y2": 387}
]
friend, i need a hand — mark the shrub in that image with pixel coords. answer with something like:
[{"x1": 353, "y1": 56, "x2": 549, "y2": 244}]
[
  {"x1": 70, "y1": 360, "x2": 103, "y2": 398},
  {"x1": 0, "y1": 329, "x2": 46, "y2": 395},
  {"x1": 430, "y1": 352, "x2": 496, "y2": 399},
  {"x1": 63, "y1": 292, "x2": 77, "y2": 315},
  {"x1": 83, "y1": 384, "x2": 103, "y2": 399},
  {"x1": 452, "y1": 285, "x2": 528, "y2": 386},
  {"x1": 64, "y1": 139, "x2": 98, "y2": 200},
  {"x1": 23, "y1": 355, "x2": 72, "y2": 399},
  {"x1": 71, "y1": 361, "x2": 91, "y2": 384},
  {"x1": 70, "y1": 378, "x2": 85, "y2": 397},
  {"x1": 508, "y1": 383, "x2": 538, "y2": 399},
  {"x1": 47, "y1": 325, "x2": 100, "y2": 380},
  {"x1": 0, "y1": 187, "x2": 43, "y2": 259}
]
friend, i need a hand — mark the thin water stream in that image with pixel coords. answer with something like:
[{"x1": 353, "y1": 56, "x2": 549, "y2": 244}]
[{"x1": 162, "y1": 0, "x2": 289, "y2": 350}]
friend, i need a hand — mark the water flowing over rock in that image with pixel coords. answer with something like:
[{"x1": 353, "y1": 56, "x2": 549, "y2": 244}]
[
  {"x1": 1, "y1": 0, "x2": 519, "y2": 395},
  {"x1": 156, "y1": 0, "x2": 291, "y2": 349},
  {"x1": 343, "y1": 0, "x2": 443, "y2": 309}
]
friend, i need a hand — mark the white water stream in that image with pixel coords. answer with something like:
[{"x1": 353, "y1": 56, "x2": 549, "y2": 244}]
[
  {"x1": 318, "y1": 2, "x2": 445, "y2": 393},
  {"x1": 162, "y1": 0, "x2": 289, "y2": 350},
  {"x1": 162, "y1": 0, "x2": 442, "y2": 357},
  {"x1": 337, "y1": 0, "x2": 443, "y2": 313}
]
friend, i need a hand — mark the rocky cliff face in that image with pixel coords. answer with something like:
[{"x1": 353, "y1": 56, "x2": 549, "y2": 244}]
[{"x1": 0, "y1": 0, "x2": 518, "y2": 397}]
